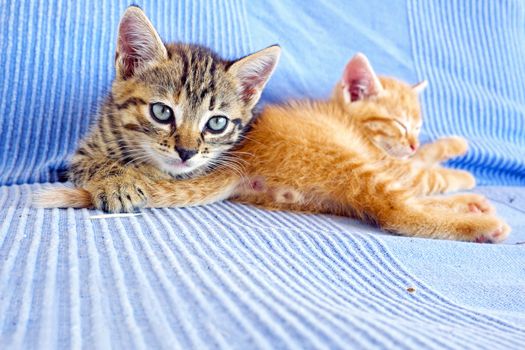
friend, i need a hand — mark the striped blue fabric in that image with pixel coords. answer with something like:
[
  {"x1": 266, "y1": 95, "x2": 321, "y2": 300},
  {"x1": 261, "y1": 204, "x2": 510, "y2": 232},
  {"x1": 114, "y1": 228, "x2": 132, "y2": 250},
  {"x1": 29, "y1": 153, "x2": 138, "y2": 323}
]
[
  {"x1": 1, "y1": 1, "x2": 525, "y2": 349},
  {"x1": 247, "y1": 0, "x2": 525, "y2": 185},
  {"x1": 1, "y1": 183, "x2": 524, "y2": 349},
  {"x1": 1, "y1": 0, "x2": 524, "y2": 186},
  {"x1": 407, "y1": 0, "x2": 525, "y2": 185}
]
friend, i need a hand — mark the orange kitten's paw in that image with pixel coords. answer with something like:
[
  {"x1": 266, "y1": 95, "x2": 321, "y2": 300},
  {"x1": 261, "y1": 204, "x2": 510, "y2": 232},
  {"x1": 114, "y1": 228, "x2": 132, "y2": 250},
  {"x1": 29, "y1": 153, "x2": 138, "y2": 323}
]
[
  {"x1": 270, "y1": 187, "x2": 303, "y2": 204},
  {"x1": 445, "y1": 169, "x2": 476, "y2": 192},
  {"x1": 459, "y1": 216, "x2": 510, "y2": 243},
  {"x1": 474, "y1": 222, "x2": 511, "y2": 244},
  {"x1": 236, "y1": 176, "x2": 267, "y2": 194},
  {"x1": 467, "y1": 197, "x2": 495, "y2": 214},
  {"x1": 88, "y1": 178, "x2": 149, "y2": 213},
  {"x1": 453, "y1": 194, "x2": 495, "y2": 214},
  {"x1": 444, "y1": 136, "x2": 469, "y2": 158}
]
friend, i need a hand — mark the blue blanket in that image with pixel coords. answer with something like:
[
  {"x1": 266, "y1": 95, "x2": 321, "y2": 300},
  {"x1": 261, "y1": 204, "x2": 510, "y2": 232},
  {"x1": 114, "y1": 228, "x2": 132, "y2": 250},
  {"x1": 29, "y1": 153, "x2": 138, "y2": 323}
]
[
  {"x1": 0, "y1": 184, "x2": 524, "y2": 348},
  {"x1": 0, "y1": 0, "x2": 524, "y2": 186},
  {"x1": 0, "y1": 0, "x2": 524, "y2": 348}
]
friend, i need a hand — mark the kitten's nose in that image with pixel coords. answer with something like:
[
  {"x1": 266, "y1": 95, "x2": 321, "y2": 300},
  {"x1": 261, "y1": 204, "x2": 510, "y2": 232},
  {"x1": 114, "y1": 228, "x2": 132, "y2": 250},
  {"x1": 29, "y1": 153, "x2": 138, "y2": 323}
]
[
  {"x1": 175, "y1": 147, "x2": 197, "y2": 161},
  {"x1": 410, "y1": 142, "x2": 418, "y2": 152}
]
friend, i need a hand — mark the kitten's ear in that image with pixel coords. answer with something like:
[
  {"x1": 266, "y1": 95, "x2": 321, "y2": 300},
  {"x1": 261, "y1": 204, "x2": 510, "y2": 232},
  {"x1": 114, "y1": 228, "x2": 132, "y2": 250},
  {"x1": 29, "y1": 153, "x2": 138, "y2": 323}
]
[
  {"x1": 228, "y1": 45, "x2": 281, "y2": 107},
  {"x1": 341, "y1": 53, "x2": 383, "y2": 103},
  {"x1": 115, "y1": 6, "x2": 168, "y2": 79},
  {"x1": 412, "y1": 80, "x2": 428, "y2": 94}
]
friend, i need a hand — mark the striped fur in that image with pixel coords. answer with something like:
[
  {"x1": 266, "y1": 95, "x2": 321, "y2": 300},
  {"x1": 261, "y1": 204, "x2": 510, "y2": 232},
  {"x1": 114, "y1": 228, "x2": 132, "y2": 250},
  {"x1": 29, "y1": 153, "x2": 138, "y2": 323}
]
[{"x1": 51, "y1": 7, "x2": 280, "y2": 213}]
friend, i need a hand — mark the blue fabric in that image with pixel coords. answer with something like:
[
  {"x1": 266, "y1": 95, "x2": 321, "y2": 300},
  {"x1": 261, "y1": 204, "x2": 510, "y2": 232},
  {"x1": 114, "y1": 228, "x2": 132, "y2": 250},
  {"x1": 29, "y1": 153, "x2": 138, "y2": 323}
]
[
  {"x1": 247, "y1": 0, "x2": 525, "y2": 185},
  {"x1": 0, "y1": 183, "x2": 524, "y2": 349},
  {"x1": 1, "y1": 0, "x2": 525, "y2": 349},
  {"x1": 1, "y1": 0, "x2": 524, "y2": 186}
]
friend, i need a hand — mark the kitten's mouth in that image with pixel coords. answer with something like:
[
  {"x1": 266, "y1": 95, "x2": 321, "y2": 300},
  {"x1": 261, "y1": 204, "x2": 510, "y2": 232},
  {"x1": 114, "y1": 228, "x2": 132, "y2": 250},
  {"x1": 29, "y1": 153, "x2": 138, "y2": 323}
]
[{"x1": 165, "y1": 158, "x2": 191, "y2": 169}]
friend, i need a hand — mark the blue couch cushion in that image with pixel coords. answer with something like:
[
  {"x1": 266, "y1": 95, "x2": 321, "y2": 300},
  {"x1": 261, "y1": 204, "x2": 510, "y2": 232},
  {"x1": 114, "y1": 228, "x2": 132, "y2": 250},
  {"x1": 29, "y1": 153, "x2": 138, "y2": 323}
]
[
  {"x1": 1, "y1": 0, "x2": 524, "y2": 186},
  {"x1": 0, "y1": 183, "x2": 524, "y2": 348}
]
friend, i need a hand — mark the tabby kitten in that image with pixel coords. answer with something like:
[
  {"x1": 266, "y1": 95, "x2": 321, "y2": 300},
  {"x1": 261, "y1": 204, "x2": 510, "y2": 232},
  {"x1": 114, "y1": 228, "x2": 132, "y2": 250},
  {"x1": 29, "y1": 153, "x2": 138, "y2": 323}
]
[
  {"x1": 49, "y1": 6, "x2": 280, "y2": 212},
  {"x1": 36, "y1": 7, "x2": 510, "y2": 243}
]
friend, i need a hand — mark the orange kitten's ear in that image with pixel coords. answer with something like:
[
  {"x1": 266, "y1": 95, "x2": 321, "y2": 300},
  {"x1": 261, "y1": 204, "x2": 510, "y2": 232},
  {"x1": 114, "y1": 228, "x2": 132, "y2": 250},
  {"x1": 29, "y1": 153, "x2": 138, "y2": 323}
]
[
  {"x1": 341, "y1": 53, "x2": 383, "y2": 103},
  {"x1": 115, "y1": 6, "x2": 168, "y2": 79},
  {"x1": 228, "y1": 45, "x2": 281, "y2": 108},
  {"x1": 412, "y1": 80, "x2": 428, "y2": 94}
]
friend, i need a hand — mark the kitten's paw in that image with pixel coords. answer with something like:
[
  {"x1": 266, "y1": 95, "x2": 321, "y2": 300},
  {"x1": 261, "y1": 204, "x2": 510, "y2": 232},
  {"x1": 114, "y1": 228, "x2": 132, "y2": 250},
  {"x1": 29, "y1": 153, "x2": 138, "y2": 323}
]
[
  {"x1": 88, "y1": 178, "x2": 149, "y2": 213},
  {"x1": 467, "y1": 198, "x2": 494, "y2": 214},
  {"x1": 452, "y1": 194, "x2": 495, "y2": 214},
  {"x1": 270, "y1": 187, "x2": 303, "y2": 204},
  {"x1": 444, "y1": 136, "x2": 469, "y2": 158},
  {"x1": 474, "y1": 222, "x2": 511, "y2": 244},
  {"x1": 236, "y1": 176, "x2": 267, "y2": 194},
  {"x1": 460, "y1": 216, "x2": 510, "y2": 243}
]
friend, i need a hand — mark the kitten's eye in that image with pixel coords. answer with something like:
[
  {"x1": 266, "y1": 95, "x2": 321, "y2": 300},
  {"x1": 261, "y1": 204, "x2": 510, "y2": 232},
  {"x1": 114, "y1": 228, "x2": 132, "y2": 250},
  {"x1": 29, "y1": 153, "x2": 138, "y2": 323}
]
[
  {"x1": 206, "y1": 116, "x2": 229, "y2": 133},
  {"x1": 150, "y1": 103, "x2": 174, "y2": 123}
]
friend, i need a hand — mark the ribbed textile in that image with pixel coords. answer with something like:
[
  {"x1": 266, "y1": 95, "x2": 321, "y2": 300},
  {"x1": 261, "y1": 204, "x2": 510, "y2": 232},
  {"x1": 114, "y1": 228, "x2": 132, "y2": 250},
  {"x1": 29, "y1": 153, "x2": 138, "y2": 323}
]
[
  {"x1": 247, "y1": 0, "x2": 525, "y2": 185},
  {"x1": 1, "y1": 1, "x2": 524, "y2": 186},
  {"x1": 407, "y1": 0, "x2": 525, "y2": 184},
  {"x1": 0, "y1": 0, "x2": 253, "y2": 186},
  {"x1": 1, "y1": 1, "x2": 525, "y2": 349},
  {"x1": 0, "y1": 183, "x2": 524, "y2": 349}
]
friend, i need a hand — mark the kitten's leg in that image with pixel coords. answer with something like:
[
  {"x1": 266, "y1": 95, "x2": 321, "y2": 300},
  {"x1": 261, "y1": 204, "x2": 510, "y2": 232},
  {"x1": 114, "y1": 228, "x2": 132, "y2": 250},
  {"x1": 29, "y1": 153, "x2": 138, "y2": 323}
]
[
  {"x1": 69, "y1": 155, "x2": 153, "y2": 212},
  {"x1": 406, "y1": 166, "x2": 476, "y2": 195},
  {"x1": 378, "y1": 199, "x2": 509, "y2": 243},
  {"x1": 417, "y1": 193, "x2": 495, "y2": 214},
  {"x1": 413, "y1": 136, "x2": 468, "y2": 164},
  {"x1": 148, "y1": 170, "x2": 241, "y2": 208}
]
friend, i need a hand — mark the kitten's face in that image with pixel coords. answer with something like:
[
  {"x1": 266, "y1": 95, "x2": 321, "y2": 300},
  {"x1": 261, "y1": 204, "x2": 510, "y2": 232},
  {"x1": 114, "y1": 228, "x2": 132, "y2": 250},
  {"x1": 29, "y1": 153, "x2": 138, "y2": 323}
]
[
  {"x1": 355, "y1": 78, "x2": 423, "y2": 159},
  {"x1": 333, "y1": 53, "x2": 426, "y2": 159},
  {"x1": 109, "y1": 8, "x2": 280, "y2": 177},
  {"x1": 113, "y1": 45, "x2": 250, "y2": 177}
]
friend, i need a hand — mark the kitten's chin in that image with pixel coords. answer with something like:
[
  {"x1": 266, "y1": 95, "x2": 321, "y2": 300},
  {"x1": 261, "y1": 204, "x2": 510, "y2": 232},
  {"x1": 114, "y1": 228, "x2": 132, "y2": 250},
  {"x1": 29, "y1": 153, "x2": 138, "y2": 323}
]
[{"x1": 156, "y1": 156, "x2": 208, "y2": 178}]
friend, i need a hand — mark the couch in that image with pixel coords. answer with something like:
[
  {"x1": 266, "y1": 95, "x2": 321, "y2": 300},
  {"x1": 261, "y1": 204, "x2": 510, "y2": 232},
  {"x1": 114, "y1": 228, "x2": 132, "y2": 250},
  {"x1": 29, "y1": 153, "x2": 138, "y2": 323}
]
[{"x1": 1, "y1": 0, "x2": 524, "y2": 348}]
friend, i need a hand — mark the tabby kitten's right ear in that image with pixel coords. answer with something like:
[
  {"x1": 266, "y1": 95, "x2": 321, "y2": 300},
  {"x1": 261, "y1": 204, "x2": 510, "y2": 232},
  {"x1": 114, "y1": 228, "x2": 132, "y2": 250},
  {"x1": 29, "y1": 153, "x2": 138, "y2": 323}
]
[
  {"x1": 341, "y1": 53, "x2": 383, "y2": 103},
  {"x1": 115, "y1": 6, "x2": 168, "y2": 79},
  {"x1": 228, "y1": 45, "x2": 281, "y2": 108}
]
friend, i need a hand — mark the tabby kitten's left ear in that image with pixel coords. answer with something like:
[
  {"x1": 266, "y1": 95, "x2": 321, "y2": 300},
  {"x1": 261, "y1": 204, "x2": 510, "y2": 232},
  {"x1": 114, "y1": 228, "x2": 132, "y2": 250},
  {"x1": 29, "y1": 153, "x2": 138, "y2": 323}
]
[
  {"x1": 115, "y1": 6, "x2": 168, "y2": 79},
  {"x1": 228, "y1": 45, "x2": 281, "y2": 108},
  {"x1": 412, "y1": 80, "x2": 428, "y2": 94},
  {"x1": 341, "y1": 53, "x2": 384, "y2": 103}
]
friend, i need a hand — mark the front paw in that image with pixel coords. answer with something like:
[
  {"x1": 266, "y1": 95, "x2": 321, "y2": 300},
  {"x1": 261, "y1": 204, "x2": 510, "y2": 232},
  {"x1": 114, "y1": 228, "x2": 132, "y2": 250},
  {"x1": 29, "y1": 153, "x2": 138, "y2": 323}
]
[
  {"x1": 443, "y1": 136, "x2": 469, "y2": 159},
  {"x1": 87, "y1": 177, "x2": 149, "y2": 213}
]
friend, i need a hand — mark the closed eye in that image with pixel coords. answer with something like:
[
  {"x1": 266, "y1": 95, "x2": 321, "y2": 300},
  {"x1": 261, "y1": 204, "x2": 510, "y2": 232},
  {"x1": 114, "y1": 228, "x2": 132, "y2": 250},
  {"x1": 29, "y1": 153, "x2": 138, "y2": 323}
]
[{"x1": 393, "y1": 119, "x2": 408, "y2": 135}]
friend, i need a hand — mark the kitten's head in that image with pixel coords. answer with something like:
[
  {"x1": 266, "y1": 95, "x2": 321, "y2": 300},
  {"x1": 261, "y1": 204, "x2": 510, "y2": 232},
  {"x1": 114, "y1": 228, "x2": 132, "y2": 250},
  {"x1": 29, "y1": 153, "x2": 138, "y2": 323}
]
[
  {"x1": 110, "y1": 7, "x2": 280, "y2": 177},
  {"x1": 333, "y1": 53, "x2": 427, "y2": 158}
]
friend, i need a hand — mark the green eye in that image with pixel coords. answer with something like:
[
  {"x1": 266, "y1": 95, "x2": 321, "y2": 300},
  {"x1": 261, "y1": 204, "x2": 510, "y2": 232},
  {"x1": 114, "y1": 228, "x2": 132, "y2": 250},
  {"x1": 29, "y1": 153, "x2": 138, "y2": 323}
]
[
  {"x1": 206, "y1": 116, "x2": 228, "y2": 133},
  {"x1": 150, "y1": 103, "x2": 174, "y2": 123}
]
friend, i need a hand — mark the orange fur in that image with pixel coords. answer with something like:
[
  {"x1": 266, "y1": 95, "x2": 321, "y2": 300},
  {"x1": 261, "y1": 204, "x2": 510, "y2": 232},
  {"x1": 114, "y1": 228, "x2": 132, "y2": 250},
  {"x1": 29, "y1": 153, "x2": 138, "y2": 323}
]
[
  {"x1": 256, "y1": 54, "x2": 475, "y2": 203},
  {"x1": 151, "y1": 100, "x2": 509, "y2": 242}
]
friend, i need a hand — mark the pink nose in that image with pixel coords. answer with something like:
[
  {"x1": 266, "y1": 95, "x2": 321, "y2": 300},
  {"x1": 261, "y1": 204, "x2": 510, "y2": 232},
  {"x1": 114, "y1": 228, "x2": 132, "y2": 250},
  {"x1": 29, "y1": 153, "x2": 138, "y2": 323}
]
[{"x1": 410, "y1": 144, "x2": 417, "y2": 151}]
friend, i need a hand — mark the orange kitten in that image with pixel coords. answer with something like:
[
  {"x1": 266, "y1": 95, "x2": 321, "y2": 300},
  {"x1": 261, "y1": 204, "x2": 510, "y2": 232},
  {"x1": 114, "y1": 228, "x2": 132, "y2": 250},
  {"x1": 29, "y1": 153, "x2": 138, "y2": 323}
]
[
  {"x1": 35, "y1": 9, "x2": 510, "y2": 243},
  {"x1": 258, "y1": 53, "x2": 476, "y2": 202},
  {"x1": 332, "y1": 53, "x2": 475, "y2": 193}
]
